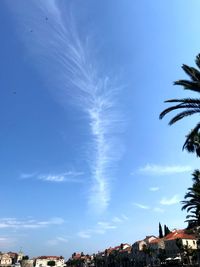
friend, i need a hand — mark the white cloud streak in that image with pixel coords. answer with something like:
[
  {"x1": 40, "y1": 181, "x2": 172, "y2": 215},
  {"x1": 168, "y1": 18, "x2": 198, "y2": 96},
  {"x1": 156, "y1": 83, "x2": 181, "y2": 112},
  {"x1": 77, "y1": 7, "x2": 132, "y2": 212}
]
[
  {"x1": 77, "y1": 231, "x2": 91, "y2": 239},
  {"x1": 38, "y1": 171, "x2": 84, "y2": 183},
  {"x1": 47, "y1": 236, "x2": 68, "y2": 246},
  {"x1": 77, "y1": 215, "x2": 128, "y2": 239},
  {"x1": 160, "y1": 195, "x2": 180, "y2": 205},
  {"x1": 132, "y1": 203, "x2": 150, "y2": 210},
  {"x1": 21, "y1": 171, "x2": 84, "y2": 183},
  {"x1": 153, "y1": 207, "x2": 164, "y2": 213},
  {"x1": 112, "y1": 217, "x2": 123, "y2": 223},
  {"x1": 10, "y1": 0, "x2": 123, "y2": 214},
  {"x1": 20, "y1": 172, "x2": 37, "y2": 179},
  {"x1": 149, "y1": 187, "x2": 159, "y2": 191},
  {"x1": 139, "y1": 164, "x2": 192, "y2": 175},
  {"x1": 97, "y1": 221, "x2": 117, "y2": 230},
  {"x1": 132, "y1": 203, "x2": 165, "y2": 213},
  {"x1": 0, "y1": 217, "x2": 64, "y2": 229}
]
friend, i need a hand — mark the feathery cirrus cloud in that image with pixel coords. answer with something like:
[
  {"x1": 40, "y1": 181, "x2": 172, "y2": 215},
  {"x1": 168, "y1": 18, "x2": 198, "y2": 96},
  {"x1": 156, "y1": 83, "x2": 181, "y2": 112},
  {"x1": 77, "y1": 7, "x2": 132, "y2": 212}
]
[
  {"x1": 21, "y1": 171, "x2": 84, "y2": 183},
  {"x1": 132, "y1": 203, "x2": 150, "y2": 210},
  {"x1": 160, "y1": 195, "x2": 181, "y2": 205},
  {"x1": 149, "y1": 187, "x2": 159, "y2": 191},
  {"x1": 0, "y1": 217, "x2": 64, "y2": 229},
  {"x1": 10, "y1": 0, "x2": 123, "y2": 214},
  {"x1": 77, "y1": 214, "x2": 128, "y2": 239},
  {"x1": 138, "y1": 164, "x2": 192, "y2": 175},
  {"x1": 132, "y1": 203, "x2": 164, "y2": 213},
  {"x1": 47, "y1": 236, "x2": 69, "y2": 246}
]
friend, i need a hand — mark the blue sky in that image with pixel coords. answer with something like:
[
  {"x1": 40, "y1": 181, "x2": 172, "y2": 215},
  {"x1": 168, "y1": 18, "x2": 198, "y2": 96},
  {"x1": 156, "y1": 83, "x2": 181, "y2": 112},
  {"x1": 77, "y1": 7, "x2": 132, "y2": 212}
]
[{"x1": 1, "y1": 0, "x2": 200, "y2": 258}]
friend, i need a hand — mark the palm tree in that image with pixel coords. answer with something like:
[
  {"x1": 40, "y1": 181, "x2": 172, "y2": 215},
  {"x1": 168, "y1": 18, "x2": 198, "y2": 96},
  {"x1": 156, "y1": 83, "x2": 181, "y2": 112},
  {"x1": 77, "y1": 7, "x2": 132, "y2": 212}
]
[
  {"x1": 182, "y1": 170, "x2": 200, "y2": 208},
  {"x1": 192, "y1": 169, "x2": 200, "y2": 185},
  {"x1": 182, "y1": 174, "x2": 200, "y2": 226},
  {"x1": 159, "y1": 54, "x2": 200, "y2": 155},
  {"x1": 181, "y1": 171, "x2": 200, "y2": 266},
  {"x1": 182, "y1": 170, "x2": 200, "y2": 241},
  {"x1": 183, "y1": 131, "x2": 200, "y2": 156}
]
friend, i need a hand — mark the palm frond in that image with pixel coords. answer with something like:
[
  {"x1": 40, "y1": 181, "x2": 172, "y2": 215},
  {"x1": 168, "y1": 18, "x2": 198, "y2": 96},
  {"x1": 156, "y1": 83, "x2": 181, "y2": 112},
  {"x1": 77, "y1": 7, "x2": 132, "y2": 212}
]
[
  {"x1": 183, "y1": 123, "x2": 200, "y2": 150},
  {"x1": 165, "y1": 98, "x2": 200, "y2": 104},
  {"x1": 195, "y1": 54, "x2": 200, "y2": 69},
  {"x1": 159, "y1": 103, "x2": 200, "y2": 120},
  {"x1": 182, "y1": 64, "x2": 200, "y2": 82},
  {"x1": 169, "y1": 109, "x2": 200, "y2": 125},
  {"x1": 174, "y1": 80, "x2": 200, "y2": 92}
]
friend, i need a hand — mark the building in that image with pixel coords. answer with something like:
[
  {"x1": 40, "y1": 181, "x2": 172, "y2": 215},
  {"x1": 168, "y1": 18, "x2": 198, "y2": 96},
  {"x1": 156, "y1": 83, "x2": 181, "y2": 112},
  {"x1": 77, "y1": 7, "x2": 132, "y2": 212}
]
[
  {"x1": 35, "y1": 256, "x2": 65, "y2": 267},
  {"x1": 164, "y1": 229, "x2": 197, "y2": 258},
  {"x1": 0, "y1": 254, "x2": 12, "y2": 266}
]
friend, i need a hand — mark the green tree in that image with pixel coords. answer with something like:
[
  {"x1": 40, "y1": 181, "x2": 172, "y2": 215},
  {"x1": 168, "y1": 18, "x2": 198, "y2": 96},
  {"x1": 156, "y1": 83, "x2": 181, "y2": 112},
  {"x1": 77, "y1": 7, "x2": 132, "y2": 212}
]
[
  {"x1": 157, "y1": 248, "x2": 166, "y2": 263},
  {"x1": 159, "y1": 54, "x2": 200, "y2": 156},
  {"x1": 182, "y1": 170, "x2": 200, "y2": 226},
  {"x1": 164, "y1": 224, "x2": 171, "y2": 236},
  {"x1": 159, "y1": 222, "x2": 163, "y2": 238},
  {"x1": 181, "y1": 170, "x2": 200, "y2": 266},
  {"x1": 22, "y1": 256, "x2": 29, "y2": 260},
  {"x1": 160, "y1": 54, "x2": 200, "y2": 267}
]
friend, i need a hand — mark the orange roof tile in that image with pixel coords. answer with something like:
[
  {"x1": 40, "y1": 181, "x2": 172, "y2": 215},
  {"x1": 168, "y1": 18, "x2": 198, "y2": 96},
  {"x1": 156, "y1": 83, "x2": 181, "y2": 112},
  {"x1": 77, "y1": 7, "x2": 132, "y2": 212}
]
[{"x1": 165, "y1": 230, "x2": 195, "y2": 240}]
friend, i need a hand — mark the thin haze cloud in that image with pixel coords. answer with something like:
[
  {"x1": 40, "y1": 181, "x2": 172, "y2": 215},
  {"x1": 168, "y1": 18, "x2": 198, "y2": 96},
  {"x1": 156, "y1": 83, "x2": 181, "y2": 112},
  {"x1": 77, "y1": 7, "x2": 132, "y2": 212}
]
[
  {"x1": 38, "y1": 172, "x2": 84, "y2": 183},
  {"x1": 20, "y1": 171, "x2": 84, "y2": 183},
  {"x1": 9, "y1": 0, "x2": 123, "y2": 214},
  {"x1": 139, "y1": 164, "x2": 192, "y2": 175},
  {"x1": 47, "y1": 236, "x2": 68, "y2": 246},
  {"x1": 132, "y1": 203, "x2": 150, "y2": 210},
  {"x1": 77, "y1": 219, "x2": 119, "y2": 239},
  {"x1": 0, "y1": 217, "x2": 64, "y2": 229},
  {"x1": 20, "y1": 172, "x2": 37, "y2": 179},
  {"x1": 160, "y1": 195, "x2": 180, "y2": 205},
  {"x1": 149, "y1": 187, "x2": 159, "y2": 191},
  {"x1": 153, "y1": 207, "x2": 164, "y2": 213}
]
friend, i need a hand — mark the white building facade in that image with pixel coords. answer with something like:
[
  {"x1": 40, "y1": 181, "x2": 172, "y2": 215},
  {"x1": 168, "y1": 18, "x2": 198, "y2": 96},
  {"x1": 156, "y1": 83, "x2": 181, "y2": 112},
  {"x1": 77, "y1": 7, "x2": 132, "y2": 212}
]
[{"x1": 35, "y1": 257, "x2": 65, "y2": 267}]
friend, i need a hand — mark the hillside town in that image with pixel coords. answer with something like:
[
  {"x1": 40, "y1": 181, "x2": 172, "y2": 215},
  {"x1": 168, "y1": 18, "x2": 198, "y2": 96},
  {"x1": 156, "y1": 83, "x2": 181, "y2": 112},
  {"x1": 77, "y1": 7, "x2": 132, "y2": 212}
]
[{"x1": 1, "y1": 227, "x2": 199, "y2": 267}]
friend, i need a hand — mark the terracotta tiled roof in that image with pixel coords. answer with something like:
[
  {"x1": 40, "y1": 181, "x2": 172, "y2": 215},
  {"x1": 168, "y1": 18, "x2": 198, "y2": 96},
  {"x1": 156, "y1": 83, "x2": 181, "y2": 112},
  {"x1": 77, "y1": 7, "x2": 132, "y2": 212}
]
[{"x1": 165, "y1": 230, "x2": 195, "y2": 240}]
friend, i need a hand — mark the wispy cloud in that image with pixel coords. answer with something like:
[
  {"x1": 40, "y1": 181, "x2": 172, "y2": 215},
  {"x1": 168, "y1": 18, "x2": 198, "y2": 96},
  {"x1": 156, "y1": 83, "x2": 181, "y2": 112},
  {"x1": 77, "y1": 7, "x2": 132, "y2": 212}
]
[
  {"x1": 77, "y1": 216, "x2": 126, "y2": 239},
  {"x1": 77, "y1": 231, "x2": 91, "y2": 239},
  {"x1": 20, "y1": 171, "x2": 84, "y2": 183},
  {"x1": 153, "y1": 207, "x2": 164, "y2": 213},
  {"x1": 139, "y1": 164, "x2": 192, "y2": 175},
  {"x1": 121, "y1": 214, "x2": 129, "y2": 221},
  {"x1": 132, "y1": 203, "x2": 164, "y2": 213},
  {"x1": 10, "y1": 0, "x2": 123, "y2": 214},
  {"x1": 47, "y1": 236, "x2": 68, "y2": 246},
  {"x1": 38, "y1": 171, "x2": 84, "y2": 183},
  {"x1": 160, "y1": 195, "x2": 180, "y2": 205},
  {"x1": 97, "y1": 221, "x2": 117, "y2": 230},
  {"x1": 0, "y1": 217, "x2": 64, "y2": 229},
  {"x1": 149, "y1": 187, "x2": 159, "y2": 191},
  {"x1": 112, "y1": 217, "x2": 123, "y2": 223},
  {"x1": 132, "y1": 203, "x2": 150, "y2": 210},
  {"x1": 20, "y1": 172, "x2": 37, "y2": 179},
  {"x1": 112, "y1": 214, "x2": 128, "y2": 223}
]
